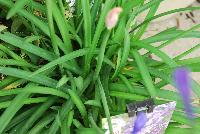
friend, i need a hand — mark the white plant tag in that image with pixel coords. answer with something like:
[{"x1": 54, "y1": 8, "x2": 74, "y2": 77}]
[{"x1": 102, "y1": 101, "x2": 176, "y2": 134}]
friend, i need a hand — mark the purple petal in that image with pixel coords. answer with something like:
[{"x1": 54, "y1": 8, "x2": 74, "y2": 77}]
[
  {"x1": 132, "y1": 112, "x2": 148, "y2": 134},
  {"x1": 173, "y1": 67, "x2": 193, "y2": 119}
]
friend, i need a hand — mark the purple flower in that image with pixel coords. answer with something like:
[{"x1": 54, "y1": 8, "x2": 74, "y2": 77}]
[
  {"x1": 173, "y1": 67, "x2": 193, "y2": 119},
  {"x1": 132, "y1": 112, "x2": 148, "y2": 134}
]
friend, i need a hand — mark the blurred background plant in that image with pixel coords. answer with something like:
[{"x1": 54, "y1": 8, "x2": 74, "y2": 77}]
[{"x1": 0, "y1": 0, "x2": 200, "y2": 133}]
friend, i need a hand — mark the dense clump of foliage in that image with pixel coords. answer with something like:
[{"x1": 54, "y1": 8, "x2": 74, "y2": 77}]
[{"x1": 0, "y1": 0, "x2": 200, "y2": 133}]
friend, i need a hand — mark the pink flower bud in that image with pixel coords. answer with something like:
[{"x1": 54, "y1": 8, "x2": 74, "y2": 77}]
[{"x1": 105, "y1": 7, "x2": 123, "y2": 30}]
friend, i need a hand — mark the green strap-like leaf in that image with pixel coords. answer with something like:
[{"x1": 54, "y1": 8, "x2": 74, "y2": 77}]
[
  {"x1": 0, "y1": 97, "x2": 48, "y2": 109},
  {"x1": 131, "y1": 50, "x2": 157, "y2": 98},
  {"x1": 0, "y1": 86, "x2": 69, "y2": 99},
  {"x1": 0, "y1": 93, "x2": 30, "y2": 133},
  {"x1": 68, "y1": 89, "x2": 87, "y2": 119},
  {"x1": 97, "y1": 78, "x2": 113, "y2": 134},
  {"x1": 7, "y1": 0, "x2": 29, "y2": 19},
  {"x1": 31, "y1": 48, "x2": 89, "y2": 76}
]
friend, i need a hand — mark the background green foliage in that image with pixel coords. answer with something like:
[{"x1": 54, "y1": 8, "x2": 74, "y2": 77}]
[{"x1": 0, "y1": 0, "x2": 200, "y2": 133}]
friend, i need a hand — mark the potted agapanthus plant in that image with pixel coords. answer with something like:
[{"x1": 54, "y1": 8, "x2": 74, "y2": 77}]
[{"x1": 0, "y1": 0, "x2": 199, "y2": 134}]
